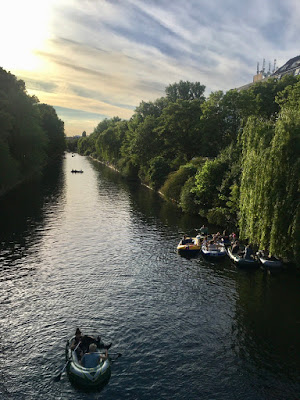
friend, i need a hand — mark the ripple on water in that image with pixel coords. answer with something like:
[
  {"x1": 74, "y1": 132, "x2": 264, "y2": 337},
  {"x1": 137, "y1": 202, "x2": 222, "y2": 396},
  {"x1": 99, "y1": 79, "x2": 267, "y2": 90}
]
[{"x1": 0, "y1": 154, "x2": 299, "y2": 399}]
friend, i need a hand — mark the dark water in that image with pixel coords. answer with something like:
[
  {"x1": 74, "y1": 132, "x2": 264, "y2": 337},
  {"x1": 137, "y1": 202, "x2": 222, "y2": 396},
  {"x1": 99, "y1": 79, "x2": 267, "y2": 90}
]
[{"x1": 0, "y1": 153, "x2": 299, "y2": 400}]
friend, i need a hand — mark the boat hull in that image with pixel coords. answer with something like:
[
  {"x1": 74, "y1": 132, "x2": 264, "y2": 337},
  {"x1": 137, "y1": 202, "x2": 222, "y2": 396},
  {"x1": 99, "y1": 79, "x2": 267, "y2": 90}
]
[
  {"x1": 259, "y1": 257, "x2": 282, "y2": 268},
  {"x1": 227, "y1": 248, "x2": 259, "y2": 268}
]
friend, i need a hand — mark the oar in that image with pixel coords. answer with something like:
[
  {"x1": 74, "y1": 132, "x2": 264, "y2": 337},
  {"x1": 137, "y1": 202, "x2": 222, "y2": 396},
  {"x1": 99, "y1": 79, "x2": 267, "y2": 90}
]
[
  {"x1": 109, "y1": 352, "x2": 122, "y2": 363},
  {"x1": 53, "y1": 340, "x2": 81, "y2": 382}
]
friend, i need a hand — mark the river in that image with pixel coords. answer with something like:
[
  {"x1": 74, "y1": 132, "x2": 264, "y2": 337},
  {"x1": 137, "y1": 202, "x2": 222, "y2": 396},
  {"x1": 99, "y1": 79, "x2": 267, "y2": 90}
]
[{"x1": 0, "y1": 153, "x2": 299, "y2": 400}]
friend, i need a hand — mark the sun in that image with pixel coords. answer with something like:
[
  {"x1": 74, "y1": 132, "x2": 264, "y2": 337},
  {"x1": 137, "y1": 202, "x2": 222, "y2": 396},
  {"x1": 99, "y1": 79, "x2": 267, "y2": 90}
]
[{"x1": 0, "y1": 0, "x2": 54, "y2": 71}]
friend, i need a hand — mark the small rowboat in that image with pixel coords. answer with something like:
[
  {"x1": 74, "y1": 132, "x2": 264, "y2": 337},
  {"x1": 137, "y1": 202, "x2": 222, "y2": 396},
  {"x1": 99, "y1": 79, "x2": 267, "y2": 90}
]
[
  {"x1": 177, "y1": 235, "x2": 202, "y2": 256},
  {"x1": 201, "y1": 241, "x2": 227, "y2": 259},
  {"x1": 65, "y1": 338, "x2": 111, "y2": 389},
  {"x1": 227, "y1": 247, "x2": 259, "y2": 268}
]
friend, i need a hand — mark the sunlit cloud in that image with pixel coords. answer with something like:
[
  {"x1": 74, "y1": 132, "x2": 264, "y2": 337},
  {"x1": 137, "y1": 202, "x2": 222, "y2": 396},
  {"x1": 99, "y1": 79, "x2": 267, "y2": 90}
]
[{"x1": 1, "y1": 0, "x2": 299, "y2": 135}]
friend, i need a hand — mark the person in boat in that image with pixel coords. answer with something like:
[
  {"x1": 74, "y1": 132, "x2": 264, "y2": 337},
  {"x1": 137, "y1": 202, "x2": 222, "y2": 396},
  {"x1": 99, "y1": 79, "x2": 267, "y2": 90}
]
[
  {"x1": 70, "y1": 328, "x2": 112, "y2": 357},
  {"x1": 213, "y1": 232, "x2": 221, "y2": 242},
  {"x1": 199, "y1": 225, "x2": 208, "y2": 235},
  {"x1": 202, "y1": 236, "x2": 209, "y2": 250},
  {"x1": 81, "y1": 343, "x2": 108, "y2": 368},
  {"x1": 70, "y1": 328, "x2": 84, "y2": 359},
  {"x1": 230, "y1": 232, "x2": 237, "y2": 241},
  {"x1": 244, "y1": 244, "x2": 254, "y2": 260},
  {"x1": 257, "y1": 249, "x2": 269, "y2": 258},
  {"x1": 231, "y1": 240, "x2": 240, "y2": 254},
  {"x1": 221, "y1": 230, "x2": 230, "y2": 243}
]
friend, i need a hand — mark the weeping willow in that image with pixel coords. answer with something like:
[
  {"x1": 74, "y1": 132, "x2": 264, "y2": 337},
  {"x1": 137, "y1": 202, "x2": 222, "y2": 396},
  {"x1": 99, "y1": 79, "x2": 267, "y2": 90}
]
[{"x1": 239, "y1": 109, "x2": 300, "y2": 261}]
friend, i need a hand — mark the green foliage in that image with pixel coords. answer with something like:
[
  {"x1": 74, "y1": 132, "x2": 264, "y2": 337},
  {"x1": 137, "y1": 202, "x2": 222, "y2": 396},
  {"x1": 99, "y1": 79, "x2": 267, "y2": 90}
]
[
  {"x1": 122, "y1": 115, "x2": 161, "y2": 167},
  {"x1": 193, "y1": 157, "x2": 228, "y2": 209},
  {"x1": 96, "y1": 119, "x2": 127, "y2": 162},
  {"x1": 147, "y1": 156, "x2": 171, "y2": 190},
  {"x1": 275, "y1": 78, "x2": 300, "y2": 109},
  {"x1": 37, "y1": 103, "x2": 65, "y2": 158},
  {"x1": 160, "y1": 163, "x2": 198, "y2": 202},
  {"x1": 206, "y1": 207, "x2": 230, "y2": 226},
  {"x1": 180, "y1": 176, "x2": 198, "y2": 214},
  {"x1": 0, "y1": 67, "x2": 51, "y2": 191},
  {"x1": 66, "y1": 137, "x2": 79, "y2": 152},
  {"x1": 165, "y1": 81, "x2": 206, "y2": 102},
  {"x1": 156, "y1": 99, "x2": 203, "y2": 162},
  {"x1": 239, "y1": 107, "x2": 300, "y2": 261},
  {"x1": 0, "y1": 139, "x2": 19, "y2": 191},
  {"x1": 248, "y1": 75, "x2": 299, "y2": 119}
]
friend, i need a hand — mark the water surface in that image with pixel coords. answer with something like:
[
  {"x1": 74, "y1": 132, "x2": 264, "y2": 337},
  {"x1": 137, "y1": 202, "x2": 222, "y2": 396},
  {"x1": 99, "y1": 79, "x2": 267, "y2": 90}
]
[{"x1": 0, "y1": 153, "x2": 299, "y2": 399}]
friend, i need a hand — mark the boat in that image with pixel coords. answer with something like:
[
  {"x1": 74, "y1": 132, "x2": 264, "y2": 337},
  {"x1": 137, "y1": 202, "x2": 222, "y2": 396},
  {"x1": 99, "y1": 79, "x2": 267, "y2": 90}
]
[
  {"x1": 227, "y1": 247, "x2": 259, "y2": 268},
  {"x1": 177, "y1": 235, "x2": 202, "y2": 256},
  {"x1": 201, "y1": 240, "x2": 227, "y2": 259},
  {"x1": 71, "y1": 169, "x2": 84, "y2": 173},
  {"x1": 65, "y1": 338, "x2": 111, "y2": 389},
  {"x1": 257, "y1": 251, "x2": 283, "y2": 268}
]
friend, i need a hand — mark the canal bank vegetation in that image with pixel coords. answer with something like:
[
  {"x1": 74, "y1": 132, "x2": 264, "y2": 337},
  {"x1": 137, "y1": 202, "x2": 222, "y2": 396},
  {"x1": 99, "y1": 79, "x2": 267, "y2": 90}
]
[
  {"x1": 0, "y1": 67, "x2": 66, "y2": 195},
  {"x1": 77, "y1": 78, "x2": 300, "y2": 263}
]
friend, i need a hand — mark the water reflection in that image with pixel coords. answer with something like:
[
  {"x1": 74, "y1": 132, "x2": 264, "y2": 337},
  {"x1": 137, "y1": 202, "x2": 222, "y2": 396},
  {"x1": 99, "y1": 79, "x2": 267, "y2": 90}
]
[
  {"x1": 232, "y1": 269, "x2": 300, "y2": 398},
  {"x1": 0, "y1": 154, "x2": 299, "y2": 399},
  {"x1": 0, "y1": 159, "x2": 65, "y2": 279}
]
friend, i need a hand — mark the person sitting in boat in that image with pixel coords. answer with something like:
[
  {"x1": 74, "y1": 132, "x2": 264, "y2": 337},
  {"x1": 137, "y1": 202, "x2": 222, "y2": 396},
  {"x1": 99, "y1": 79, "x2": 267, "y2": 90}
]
[
  {"x1": 221, "y1": 230, "x2": 230, "y2": 243},
  {"x1": 199, "y1": 225, "x2": 208, "y2": 235},
  {"x1": 230, "y1": 232, "x2": 237, "y2": 241},
  {"x1": 70, "y1": 328, "x2": 84, "y2": 359},
  {"x1": 81, "y1": 343, "x2": 108, "y2": 368},
  {"x1": 231, "y1": 240, "x2": 240, "y2": 254},
  {"x1": 212, "y1": 232, "x2": 221, "y2": 243},
  {"x1": 202, "y1": 236, "x2": 209, "y2": 250},
  {"x1": 70, "y1": 328, "x2": 112, "y2": 356},
  {"x1": 257, "y1": 249, "x2": 269, "y2": 258},
  {"x1": 244, "y1": 244, "x2": 254, "y2": 260}
]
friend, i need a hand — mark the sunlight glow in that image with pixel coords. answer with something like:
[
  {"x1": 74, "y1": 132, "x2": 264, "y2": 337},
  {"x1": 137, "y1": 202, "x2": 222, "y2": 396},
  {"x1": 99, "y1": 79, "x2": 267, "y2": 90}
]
[{"x1": 0, "y1": 0, "x2": 54, "y2": 71}]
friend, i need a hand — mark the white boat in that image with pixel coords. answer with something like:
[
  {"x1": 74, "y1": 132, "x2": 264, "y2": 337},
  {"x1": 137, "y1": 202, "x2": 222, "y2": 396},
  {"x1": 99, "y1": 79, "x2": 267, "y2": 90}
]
[
  {"x1": 201, "y1": 241, "x2": 227, "y2": 259},
  {"x1": 227, "y1": 247, "x2": 259, "y2": 268}
]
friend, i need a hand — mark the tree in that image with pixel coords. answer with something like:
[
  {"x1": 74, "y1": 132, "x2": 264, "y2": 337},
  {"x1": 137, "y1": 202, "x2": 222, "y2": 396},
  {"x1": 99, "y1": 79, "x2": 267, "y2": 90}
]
[
  {"x1": 165, "y1": 81, "x2": 205, "y2": 102},
  {"x1": 156, "y1": 99, "x2": 203, "y2": 164},
  {"x1": 37, "y1": 104, "x2": 65, "y2": 158},
  {"x1": 239, "y1": 107, "x2": 300, "y2": 261}
]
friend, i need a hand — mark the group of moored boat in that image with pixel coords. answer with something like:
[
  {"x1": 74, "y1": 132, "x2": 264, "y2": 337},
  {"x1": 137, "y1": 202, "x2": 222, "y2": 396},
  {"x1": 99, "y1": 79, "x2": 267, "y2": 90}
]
[{"x1": 177, "y1": 232, "x2": 283, "y2": 268}]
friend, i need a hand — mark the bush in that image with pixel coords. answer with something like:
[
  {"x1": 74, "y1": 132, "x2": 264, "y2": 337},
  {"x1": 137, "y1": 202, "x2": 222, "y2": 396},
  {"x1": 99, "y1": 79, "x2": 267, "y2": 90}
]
[{"x1": 160, "y1": 164, "x2": 197, "y2": 202}]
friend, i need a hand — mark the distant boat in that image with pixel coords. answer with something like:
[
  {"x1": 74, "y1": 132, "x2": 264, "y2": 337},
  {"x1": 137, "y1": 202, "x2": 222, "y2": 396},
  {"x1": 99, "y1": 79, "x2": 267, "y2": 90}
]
[{"x1": 71, "y1": 169, "x2": 83, "y2": 173}]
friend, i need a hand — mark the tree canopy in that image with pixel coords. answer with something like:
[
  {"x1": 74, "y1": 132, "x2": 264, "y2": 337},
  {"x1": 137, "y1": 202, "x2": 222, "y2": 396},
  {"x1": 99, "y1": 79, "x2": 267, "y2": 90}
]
[{"x1": 0, "y1": 67, "x2": 65, "y2": 194}]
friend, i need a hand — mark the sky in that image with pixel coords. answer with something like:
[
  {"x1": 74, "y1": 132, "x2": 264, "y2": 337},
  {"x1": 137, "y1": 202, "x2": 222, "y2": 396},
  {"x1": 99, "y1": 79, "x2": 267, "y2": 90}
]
[{"x1": 1, "y1": 0, "x2": 299, "y2": 136}]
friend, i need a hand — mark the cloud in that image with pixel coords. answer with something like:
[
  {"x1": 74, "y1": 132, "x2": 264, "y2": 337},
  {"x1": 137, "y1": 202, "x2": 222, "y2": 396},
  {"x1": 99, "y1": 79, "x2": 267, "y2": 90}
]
[{"x1": 4, "y1": 0, "x2": 299, "y2": 135}]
